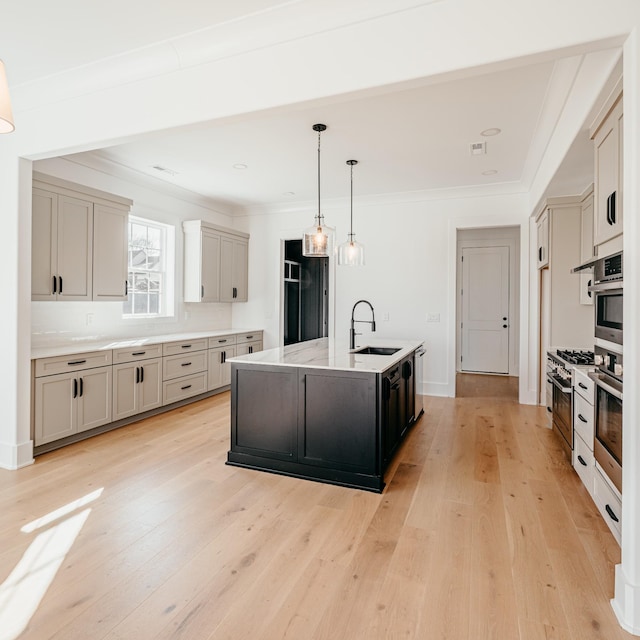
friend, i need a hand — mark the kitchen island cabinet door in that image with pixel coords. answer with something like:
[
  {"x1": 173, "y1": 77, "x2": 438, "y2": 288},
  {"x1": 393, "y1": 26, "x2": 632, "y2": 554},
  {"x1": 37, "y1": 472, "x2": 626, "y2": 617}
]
[
  {"x1": 34, "y1": 372, "x2": 77, "y2": 445},
  {"x1": 231, "y1": 366, "x2": 298, "y2": 461},
  {"x1": 299, "y1": 370, "x2": 377, "y2": 474}
]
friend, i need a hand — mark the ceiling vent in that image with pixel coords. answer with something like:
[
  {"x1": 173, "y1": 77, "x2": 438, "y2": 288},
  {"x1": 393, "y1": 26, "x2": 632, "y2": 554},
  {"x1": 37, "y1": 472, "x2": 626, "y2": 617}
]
[
  {"x1": 470, "y1": 142, "x2": 486, "y2": 156},
  {"x1": 151, "y1": 164, "x2": 178, "y2": 176}
]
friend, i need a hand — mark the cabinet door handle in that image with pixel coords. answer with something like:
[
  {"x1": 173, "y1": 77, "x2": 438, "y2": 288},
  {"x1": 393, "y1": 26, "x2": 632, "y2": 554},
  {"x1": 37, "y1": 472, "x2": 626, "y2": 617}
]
[
  {"x1": 233, "y1": 287, "x2": 237, "y2": 298},
  {"x1": 201, "y1": 285, "x2": 204, "y2": 299},
  {"x1": 578, "y1": 414, "x2": 588, "y2": 423},
  {"x1": 577, "y1": 455, "x2": 587, "y2": 467},
  {"x1": 547, "y1": 406, "x2": 552, "y2": 413},
  {"x1": 221, "y1": 351, "x2": 226, "y2": 364},
  {"x1": 607, "y1": 191, "x2": 616, "y2": 225},
  {"x1": 132, "y1": 351, "x2": 146, "y2": 356},
  {"x1": 59, "y1": 276, "x2": 63, "y2": 293},
  {"x1": 79, "y1": 378, "x2": 83, "y2": 397},
  {"x1": 605, "y1": 504, "x2": 619, "y2": 523},
  {"x1": 53, "y1": 275, "x2": 57, "y2": 294},
  {"x1": 181, "y1": 362, "x2": 192, "y2": 367},
  {"x1": 579, "y1": 382, "x2": 588, "y2": 390},
  {"x1": 68, "y1": 359, "x2": 87, "y2": 366},
  {"x1": 181, "y1": 345, "x2": 192, "y2": 349},
  {"x1": 538, "y1": 247, "x2": 542, "y2": 262},
  {"x1": 125, "y1": 280, "x2": 128, "y2": 296},
  {"x1": 73, "y1": 378, "x2": 78, "y2": 399},
  {"x1": 181, "y1": 384, "x2": 192, "y2": 391},
  {"x1": 503, "y1": 324, "x2": 508, "y2": 328},
  {"x1": 140, "y1": 366, "x2": 144, "y2": 383},
  {"x1": 588, "y1": 280, "x2": 592, "y2": 298},
  {"x1": 135, "y1": 366, "x2": 140, "y2": 384},
  {"x1": 249, "y1": 346, "x2": 253, "y2": 354}
]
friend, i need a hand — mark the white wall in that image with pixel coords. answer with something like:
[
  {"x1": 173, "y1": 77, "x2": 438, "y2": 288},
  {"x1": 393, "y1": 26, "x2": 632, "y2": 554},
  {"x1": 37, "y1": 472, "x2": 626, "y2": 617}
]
[
  {"x1": 31, "y1": 156, "x2": 239, "y2": 347},
  {"x1": 232, "y1": 192, "x2": 529, "y2": 398}
]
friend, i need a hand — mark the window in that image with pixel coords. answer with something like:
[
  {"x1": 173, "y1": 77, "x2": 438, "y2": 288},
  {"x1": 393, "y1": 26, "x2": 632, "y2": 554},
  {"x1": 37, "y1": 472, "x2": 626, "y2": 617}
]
[{"x1": 123, "y1": 216, "x2": 174, "y2": 318}]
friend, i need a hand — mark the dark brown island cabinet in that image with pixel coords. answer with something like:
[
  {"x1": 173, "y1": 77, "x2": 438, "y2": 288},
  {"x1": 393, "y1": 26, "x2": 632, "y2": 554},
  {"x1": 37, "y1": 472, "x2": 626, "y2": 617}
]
[{"x1": 226, "y1": 339, "x2": 423, "y2": 492}]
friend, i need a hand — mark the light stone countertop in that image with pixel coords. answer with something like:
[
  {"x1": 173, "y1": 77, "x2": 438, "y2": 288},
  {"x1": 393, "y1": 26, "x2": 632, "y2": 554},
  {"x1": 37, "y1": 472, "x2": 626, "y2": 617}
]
[
  {"x1": 227, "y1": 337, "x2": 424, "y2": 374},
  {"x1": 32, "y1": 329, "x2": 263, "y2": 360}
]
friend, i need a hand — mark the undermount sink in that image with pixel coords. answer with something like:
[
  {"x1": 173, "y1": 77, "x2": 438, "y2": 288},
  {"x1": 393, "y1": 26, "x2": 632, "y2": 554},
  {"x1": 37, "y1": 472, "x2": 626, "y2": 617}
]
[{"x1": 353, "y1": 346, "x2": 401, "y2": 356}]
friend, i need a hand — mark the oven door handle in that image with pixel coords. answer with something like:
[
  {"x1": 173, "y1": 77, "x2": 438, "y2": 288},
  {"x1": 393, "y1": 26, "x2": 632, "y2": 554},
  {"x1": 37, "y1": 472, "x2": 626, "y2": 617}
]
[
  {"x1": 588, "y1": 281, "x2": 623, "y2": 292},
  {"x1": 547, "y1": 374, "x2": 572, "y2": 394},
  {"x1": 588, "y1": 372, "x2": 623, "y2": 400}
]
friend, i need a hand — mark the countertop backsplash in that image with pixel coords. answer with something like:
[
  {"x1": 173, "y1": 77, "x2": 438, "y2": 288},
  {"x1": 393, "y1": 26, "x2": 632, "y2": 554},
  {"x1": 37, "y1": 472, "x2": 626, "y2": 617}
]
[{"x1": 31, "y1": 300, "x2": 232, "y2": 349}]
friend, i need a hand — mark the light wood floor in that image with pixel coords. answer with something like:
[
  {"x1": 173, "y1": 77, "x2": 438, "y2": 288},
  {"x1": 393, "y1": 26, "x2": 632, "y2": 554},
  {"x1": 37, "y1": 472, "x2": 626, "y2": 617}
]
[{"x1": 0, "y1": 391, "x2": 630, "y2": 640}]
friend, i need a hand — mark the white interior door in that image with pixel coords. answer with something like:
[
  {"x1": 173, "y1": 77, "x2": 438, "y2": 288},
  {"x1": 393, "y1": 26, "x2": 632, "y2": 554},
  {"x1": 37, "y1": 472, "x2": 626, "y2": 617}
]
[{"x1": 460, "y1": 246, "x2": 510, "y2": 374}]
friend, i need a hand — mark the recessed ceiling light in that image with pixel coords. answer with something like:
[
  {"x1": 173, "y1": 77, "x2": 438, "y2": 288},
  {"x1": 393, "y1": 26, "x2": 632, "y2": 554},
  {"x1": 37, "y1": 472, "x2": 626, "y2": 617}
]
[
  {"x1": 482, "y1": 169, "x2": 498, "y2": 175},
  {"x1": 233, "y1": 163, "x2": 248, "y2": 170},
  {"x1": 481, "y1": 128, "x2": 501, "y2": 137}
]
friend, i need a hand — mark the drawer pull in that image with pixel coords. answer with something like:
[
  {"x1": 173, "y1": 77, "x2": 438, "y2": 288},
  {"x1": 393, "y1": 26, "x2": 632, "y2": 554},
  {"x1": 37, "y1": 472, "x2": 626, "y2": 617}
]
[
  {"x1": 578, "y1": 414, "x2": 588, "y2": 423},
  {"x1": 181, "y1": 362, "x2": 192, "y2": 367},
  {"x1": 245, "y1": 335, "x2": 254, "y2": 339},
  {"x1": 218, "y1": 339, "x2": 227, "y2": 343},
  {"x1": 181, "y1": 384, "x2": 192, "y2": 391},
  {"x1": 132, "y1": 351, "x2": 146, "y2": 356},
  {"x1": 605, "y1": 504, "x2": 619, "y2": 523},
  {"x1": 68, "y1": 359, "x2": 87, "y2": 366},
  {"x1": 578, "y1": 382, "x2": 588, "y2": 390},
  {"x1": 547, "y1": 406, "x2": 552, "y2": 413},
  {"x1": 181, "y1": 345, "x2": 192, "y2": 349},
  {"x1": 577, "y1": 455, "x2": 587, "y2": 467}
]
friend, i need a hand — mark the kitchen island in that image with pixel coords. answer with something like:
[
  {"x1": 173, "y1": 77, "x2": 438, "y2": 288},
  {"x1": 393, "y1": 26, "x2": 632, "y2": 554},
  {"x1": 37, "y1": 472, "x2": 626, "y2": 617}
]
[{"x1": 226, "y1": 338, "x2": 424, "y2": 492}]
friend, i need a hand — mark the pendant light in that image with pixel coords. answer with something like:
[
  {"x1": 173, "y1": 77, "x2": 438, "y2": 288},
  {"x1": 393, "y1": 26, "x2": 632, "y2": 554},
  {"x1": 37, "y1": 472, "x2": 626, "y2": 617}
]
[
  {"x1": 303, "y1": 123, "x2": 335, "y2": 257},
  {"x1": 0, "y1": 60, "x2": 15, "y2": 134},
  {"x1": 337, "y1": 159, "x2": 364, "y2": 266}
]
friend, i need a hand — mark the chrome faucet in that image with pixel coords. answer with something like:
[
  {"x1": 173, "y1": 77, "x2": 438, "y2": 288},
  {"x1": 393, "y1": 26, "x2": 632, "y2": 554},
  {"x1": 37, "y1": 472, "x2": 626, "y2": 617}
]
[{"x1": 350, "y1": 299, "x2": 376, "y2": 349}]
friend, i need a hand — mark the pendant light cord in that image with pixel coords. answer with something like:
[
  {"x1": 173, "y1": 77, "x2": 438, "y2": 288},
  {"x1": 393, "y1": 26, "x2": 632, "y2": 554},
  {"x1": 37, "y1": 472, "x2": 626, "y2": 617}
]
[
  {"x1": 317, "y1": 128, "x2": 322, "y2": 222},
  {"x1": 349, "y1": 161, "x2": 354, "y2": 237}
]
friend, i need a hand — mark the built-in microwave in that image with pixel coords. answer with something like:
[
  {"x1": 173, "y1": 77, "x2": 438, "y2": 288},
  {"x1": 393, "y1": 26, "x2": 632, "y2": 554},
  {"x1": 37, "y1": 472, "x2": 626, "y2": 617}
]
[{"x1": 589, "y1": 251, "x2": 623, "y2": 346}]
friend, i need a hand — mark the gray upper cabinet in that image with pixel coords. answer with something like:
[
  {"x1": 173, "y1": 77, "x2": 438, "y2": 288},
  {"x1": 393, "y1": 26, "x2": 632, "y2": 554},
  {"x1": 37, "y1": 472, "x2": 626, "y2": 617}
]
[
  {"x1": 31, "y1": 173, "x2": 132, "y2": 302},
  {"x1": 592, "y1": 90, "x2": 623, "y2": 249},
  {"x1": 183, "y1": 220, "x2": 249, "y2": 303}
]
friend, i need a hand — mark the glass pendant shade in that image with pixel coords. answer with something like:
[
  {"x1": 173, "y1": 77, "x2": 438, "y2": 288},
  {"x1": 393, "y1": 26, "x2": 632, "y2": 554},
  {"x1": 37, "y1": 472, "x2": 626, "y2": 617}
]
[
  {"x1": 337, "y1": 159, "x2": 364, "y2": 266},
  {"x1": 0, "y1": 60, "x2": 14, "y2": 134},
  {"x1": 303, "y1": 123, "x2": 333, "y2": 257},
  {"x1": 303, "y1": 215, "x2": 335, "y2": 257},
  {"x1": 337, "y1": 234, "x2": 365, "y2": 266}
]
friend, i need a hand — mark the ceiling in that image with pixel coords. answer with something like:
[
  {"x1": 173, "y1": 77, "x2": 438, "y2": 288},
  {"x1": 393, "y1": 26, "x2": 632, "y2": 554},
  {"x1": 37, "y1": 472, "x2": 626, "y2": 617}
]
[{"x1": 4, "y1": 1, "x2": 595, "y2": 213}]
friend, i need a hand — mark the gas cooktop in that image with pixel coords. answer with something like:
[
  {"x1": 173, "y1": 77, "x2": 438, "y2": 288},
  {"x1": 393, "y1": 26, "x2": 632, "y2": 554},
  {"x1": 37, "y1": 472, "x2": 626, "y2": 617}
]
[{"x1": 554, "y1": 349, "x2": 595, "y2": 366}]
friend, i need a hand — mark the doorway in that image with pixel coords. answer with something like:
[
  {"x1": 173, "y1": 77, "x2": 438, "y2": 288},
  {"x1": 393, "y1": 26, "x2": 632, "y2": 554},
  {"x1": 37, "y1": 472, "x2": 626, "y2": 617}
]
[
  {"x1": 456, "y1": 227, "x2": 520, "y2": 377},
  {"x1": 283, "y1": 239, "x2": 328, "y2": 345}
]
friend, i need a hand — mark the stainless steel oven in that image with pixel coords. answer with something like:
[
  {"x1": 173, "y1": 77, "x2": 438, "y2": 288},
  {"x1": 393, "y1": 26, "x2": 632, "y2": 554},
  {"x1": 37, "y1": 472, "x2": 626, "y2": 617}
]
[
  {"x1": 590, "y1": 345, "x2": 623, "y2": 492},
  {"x1": 589, "y1": 251, "x2": 623, "y2": 345}
]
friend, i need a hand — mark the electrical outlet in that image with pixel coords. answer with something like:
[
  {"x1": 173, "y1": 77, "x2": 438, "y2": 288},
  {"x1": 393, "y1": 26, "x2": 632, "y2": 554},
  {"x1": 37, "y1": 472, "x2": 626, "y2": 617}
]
[
  {"x1": 426, "y1": 313, "x2": 440, "y2": 323},
  {"x1": 86, "y1": 313, "x2": 94, "y2": 325},
  {"x1": 383, "y1": 312, "x2": 390, "y2": 321}
]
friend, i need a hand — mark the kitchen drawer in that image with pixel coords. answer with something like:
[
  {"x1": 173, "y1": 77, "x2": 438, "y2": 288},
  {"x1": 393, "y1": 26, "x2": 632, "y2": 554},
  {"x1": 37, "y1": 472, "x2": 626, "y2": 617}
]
[
  {"x1": 162, "y1": 338, "x2": 208, "y2": 356},
  {"x1": 208, "y1": 334, "x2": 237, "y2": 348},
  {"x1": 162, "y1": 351, "x2": 207, "y2": 381},
  {"x1": 236, "y1": 331, "x2": 263, "y2": 345},
  {"x1": 573, "y1": 433, "x2": 594, "y2": 499},
  {"x1": 35, "y1": 350, "x2": 112, "y2": 378},
  {"x1": 163, "y1": 371, "x2": 208, "y2": 405},
  {"x1": 112, "y1": 343, "x2": 163, "y2": 364},
  {"x1": 573, "y1": 369, "x2": 595, "y2": 403},
  {"x1": 594, "y1": 465, "x2": 621, "y2": 544},
  {"x1": 573, "y1": 392, "x2": 594, "y2": 445}
]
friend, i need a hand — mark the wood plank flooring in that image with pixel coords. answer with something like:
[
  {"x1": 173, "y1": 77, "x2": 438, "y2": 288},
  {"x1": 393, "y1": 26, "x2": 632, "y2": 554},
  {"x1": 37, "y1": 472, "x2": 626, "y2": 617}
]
[{"x1": 0, "y1": 390, "x2": 630, "y2": 640}]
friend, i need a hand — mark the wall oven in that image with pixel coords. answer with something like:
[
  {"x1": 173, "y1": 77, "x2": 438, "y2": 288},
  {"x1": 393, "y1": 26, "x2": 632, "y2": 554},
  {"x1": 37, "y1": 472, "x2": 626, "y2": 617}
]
[
  {"x1": 589, "y1": 345, "x2": 623, "y2": 492},
  {"x1": 589, "y1": 251, "x2": 623, "y2": 345}
]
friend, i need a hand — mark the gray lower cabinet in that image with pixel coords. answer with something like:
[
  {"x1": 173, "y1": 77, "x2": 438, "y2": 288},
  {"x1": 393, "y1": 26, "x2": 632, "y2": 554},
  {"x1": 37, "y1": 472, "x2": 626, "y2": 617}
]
[
  {"x1": 34, "y1": 366, "x2": 113, "y2": 446},
  {"x1": 228, "y1": 355, "x2": 417, "y2": 492},
  {"x1": 112, "y1": 358, "x2": 162, "y2": 421}
]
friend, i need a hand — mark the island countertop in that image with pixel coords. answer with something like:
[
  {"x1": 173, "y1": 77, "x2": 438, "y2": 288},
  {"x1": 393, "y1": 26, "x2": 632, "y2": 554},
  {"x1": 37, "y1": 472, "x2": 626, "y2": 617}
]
[{"x1": 227, "y1": 337, "x2": 424, "y2": 373}]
